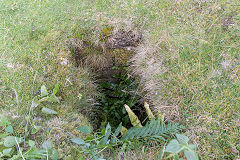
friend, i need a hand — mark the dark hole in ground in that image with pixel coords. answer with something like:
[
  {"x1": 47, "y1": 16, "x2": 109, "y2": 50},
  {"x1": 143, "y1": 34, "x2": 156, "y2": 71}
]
[
  {"x1": 95, "y1": 68, "x2": 147, "y2": 129},
  {"x1": 68, "y1": 27, "x2": 146, "y2": 130}
]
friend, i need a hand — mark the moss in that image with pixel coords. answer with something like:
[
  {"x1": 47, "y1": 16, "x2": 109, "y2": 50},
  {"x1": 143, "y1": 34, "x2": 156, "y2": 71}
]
[
  {"x1": 101, "y1": 25, "x2": 114, "y2": 40},
  {"x1": 110, "y1": 48, "x2": 135, "y2": 65}
]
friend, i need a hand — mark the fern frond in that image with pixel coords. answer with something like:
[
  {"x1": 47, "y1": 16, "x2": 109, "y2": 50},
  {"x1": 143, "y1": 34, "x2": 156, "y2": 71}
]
[
  {"x1": 144, "y1": 102, "x2": 155, "y2": 120},
  {"x1": 124, "y1": 104, "x2": 142, "y2": 127},
  {"x1": 121, "y1": 117, "x2": 183, "y2": 141}
]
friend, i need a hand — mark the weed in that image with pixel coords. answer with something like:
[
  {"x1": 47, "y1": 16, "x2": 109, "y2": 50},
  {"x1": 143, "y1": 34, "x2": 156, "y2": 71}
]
[
  {"x1": 71, "y1": 104, "x2": 188, "y2": 160},
  {"x1": 0, "y1": 102, "x2": 59, "y2": 159}
]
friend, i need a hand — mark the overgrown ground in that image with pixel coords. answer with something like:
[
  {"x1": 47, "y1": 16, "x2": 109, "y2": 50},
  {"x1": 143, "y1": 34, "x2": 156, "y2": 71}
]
[{"x1": 0, "y1": 0, "x2": 239, "y2": 159}]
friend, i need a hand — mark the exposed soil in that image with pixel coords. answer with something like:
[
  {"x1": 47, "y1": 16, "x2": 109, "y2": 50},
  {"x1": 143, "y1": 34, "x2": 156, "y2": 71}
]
[{"x1": 106, "y1": 30, "x2": 142, "y2": 49}]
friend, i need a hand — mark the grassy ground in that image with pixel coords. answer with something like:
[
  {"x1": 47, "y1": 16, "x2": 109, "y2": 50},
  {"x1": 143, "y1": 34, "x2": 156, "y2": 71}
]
[
  {"x1": 0, "y1": 0, "x2": 99, "y2": 158},
  {"x1": 0, "y1": 0, "x2": 239, "y2": 159}
]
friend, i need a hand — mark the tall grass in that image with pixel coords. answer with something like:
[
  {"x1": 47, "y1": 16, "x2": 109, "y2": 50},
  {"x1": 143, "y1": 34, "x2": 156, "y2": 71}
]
[{"x1": 0, "y1": 0, "x2": 239, "y2": 159}]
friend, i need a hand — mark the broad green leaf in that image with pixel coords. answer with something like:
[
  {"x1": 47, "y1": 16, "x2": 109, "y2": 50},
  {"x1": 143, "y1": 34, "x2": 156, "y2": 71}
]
[
  {"x1": 2, "y1": 148, "x2": 13, "y2": 156},
  {"x1": 28, "y1": 140, "x2": 35, "y2": 148},
  {"x1": 144, "y1": 102, "x2": 155, "y2": 120},
  {"x1": 53, "y1": 83, "x2": 59, "y2": 95},
  {"x1": 51, "y1": 149, "x2": 59, "y2": 160},
  {"x1": 77, "y1": 126, "x2": 91, "y2": 134},
  {"x1": 101, "y1": 128, "x2": 106, "y2": 135},
  {"x1": 4, "y1": 136, "x2": 23, "y2": 147},
  {"x1": 5, "y1": 125, "x2": 14, "y2": 134},
  {"x1": 99, "y1": 136, "x2": 109, "y2": 145},
  {"x1": 99, "y1": 123, "x2": 111, "y2": 145},
  {"x1": 48, "y1": 94, "x2": 60, "y2": 103},
  {"x1": 41, "y1": 85, "x2": 48, "y2": 97},
  {"x1": 41, "y1": 107, "x2": 58, "y2": 115},
  {"x1": 184, "y1": 150, "x2": 199, "y2": 160},
  {"x1": 30, "y1": 149, "x2": 46, "y2": 157},
  {"x1": 113, "y1": 123, "x2": 122, "y2": 137},
  {"x1": 176, "y1": 133, "x2": 189, "y2": 144},
  {"x1": 104, "y1": 123, "x2": 111, "y2": 136},
  {"x1": 42, "y1": 140, "x2": 52, "y2": 149},
  {"x1": 165, "y1": 139, "x2": 181, "y2": 153},
  {"x1": 85, "y1": 136, "x2": 94, "y2": 141},
  {"x1": 0, "y1": 116, "x2": 11, "y2": 126},
  {"x1": 124, "y1": 104, "x2": 142, "y2": 127},
  {"x1": 71, "y1": 138, "x2": 85, "y2": 145}
]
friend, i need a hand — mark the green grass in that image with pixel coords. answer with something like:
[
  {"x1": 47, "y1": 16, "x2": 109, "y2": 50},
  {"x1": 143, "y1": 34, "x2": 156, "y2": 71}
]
[
  {"x1": 0, "y1": 0, "x2": 99, "y2": 109},
  {"x1": 0, "y1": 1, "x2": 99, "y2": 159},
  {"x1": 0, "y1": 0, "x2": 239, "y2": 159}
]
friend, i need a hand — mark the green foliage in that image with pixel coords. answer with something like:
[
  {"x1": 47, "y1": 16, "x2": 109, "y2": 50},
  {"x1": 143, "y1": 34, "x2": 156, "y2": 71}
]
[
  {"x1": 98, "y1": 72, "x2": 141, "y2": 128},
  {"x1": 30, "y1": 84, "x2": 60, "y2": 115},
  {"x1": 71, "y1": 117, "x2": 184, "y2": 159},
  {"x1": 121, "y1": 116, "x2": 184, "y2": 141},
  {"x1": 0, "y1": 85, "x2": 63, "y2": 159},
  {"x1": 124, "y1": 104, "x2": 142, "y2": 127},
  {"x1": 77, "y1": 126, "x2": 92, "y2": 135},
  {"x1": 0, "y1": 117, "x2": 59, "y2": 160},
  {"x1": 39, "y1": 84, "x2": 60, "y2": 104},
  {"x1": 162, "y1": 133, "x2": 199, "y2": 160},
  {"x1": 1, "y1": 116, "x2": 14, "y2": 135},
  {"x1": 144, "y1": 102, "x2": 155, "y2": 121},
  {"x1": 71, "y1": 100, "x2": 193, "y2": 160}
]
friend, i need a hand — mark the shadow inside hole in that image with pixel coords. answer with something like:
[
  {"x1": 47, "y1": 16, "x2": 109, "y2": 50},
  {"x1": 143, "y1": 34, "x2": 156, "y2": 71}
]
[{"x1": 95, "y1": 70, "x2": 146, "y2": 129}]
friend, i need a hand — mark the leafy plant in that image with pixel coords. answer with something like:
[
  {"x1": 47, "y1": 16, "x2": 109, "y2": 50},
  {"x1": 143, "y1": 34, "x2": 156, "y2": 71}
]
[
  {"x1": 71, "y1": 103, "x2": 184, "y2": 159},
  {"x1": 0, "y1": 84, "x2": 62, "y2": 159},
  {"x1": 159, "y1": 133, "x2": 199, "y2": 160},
  {"x1": 0, "y1": 116, "x2": 14, "y2": 134},
  {"x1": 37, "y1": 84, "x2": 60, "y2": 114},
  {"x1": 0, "y1": 117, "x2": 59, "y2": 160},
  {"x1": 28, "y1": 84, "x2": 60, "y2": 116}
]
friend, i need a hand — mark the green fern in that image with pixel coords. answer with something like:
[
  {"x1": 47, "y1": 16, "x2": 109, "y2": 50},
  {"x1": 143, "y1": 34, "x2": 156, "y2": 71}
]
[
  {"x1": 121, "y1": 116, "x2": 184, "y2": 141},
  {"x1": 71, "y1": 117, "x2": 184, "y2": 159},
  {"x1": 71, "y1": 102, "x2": 185, "y2": 159}
]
